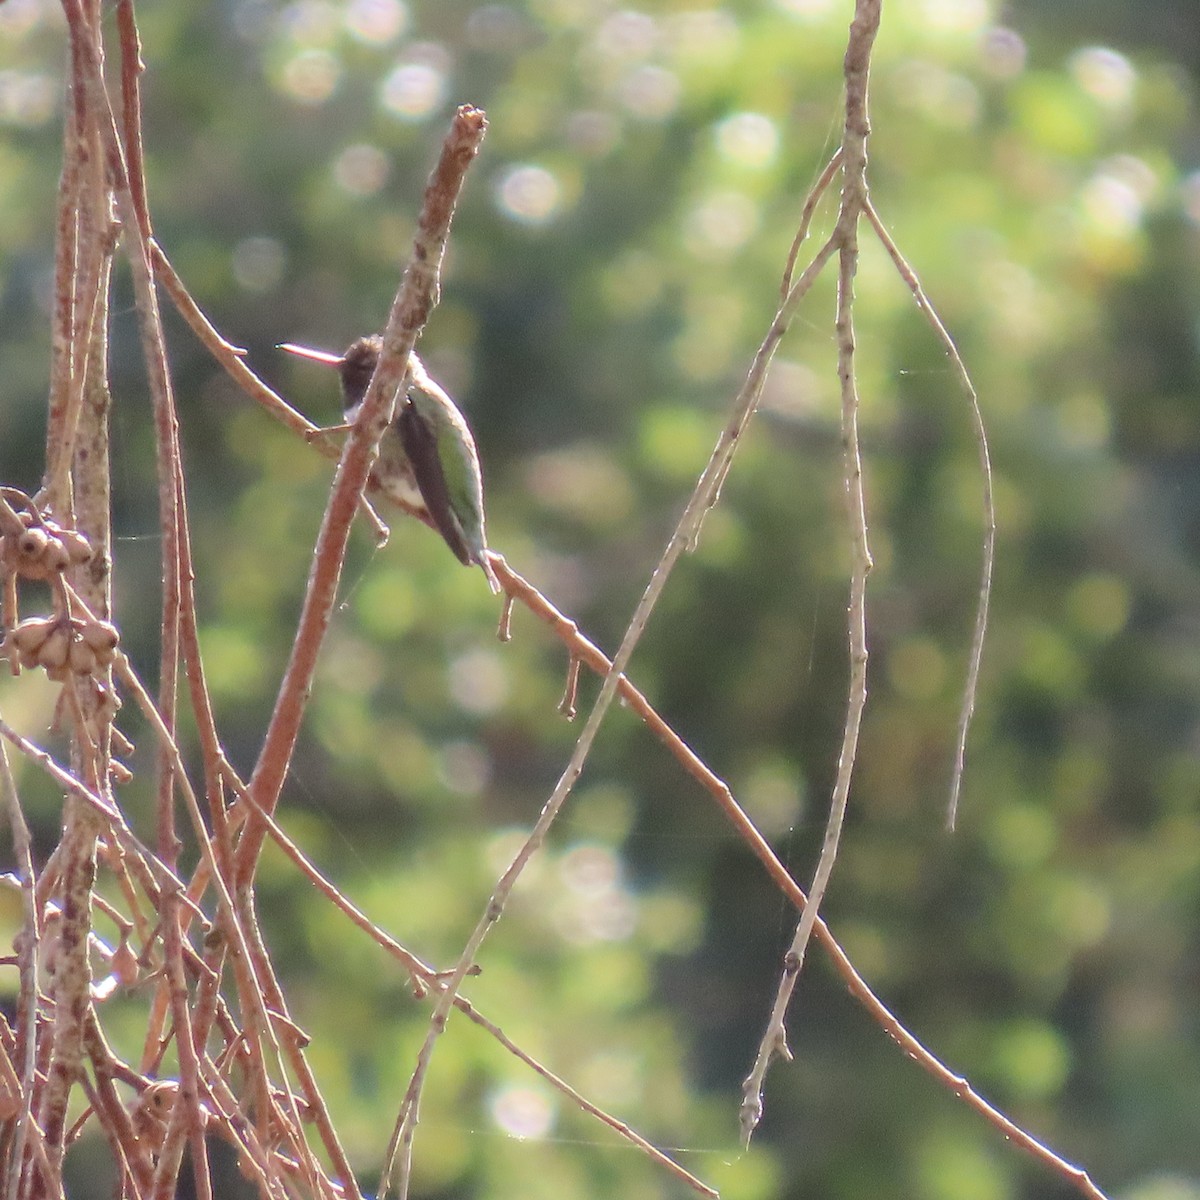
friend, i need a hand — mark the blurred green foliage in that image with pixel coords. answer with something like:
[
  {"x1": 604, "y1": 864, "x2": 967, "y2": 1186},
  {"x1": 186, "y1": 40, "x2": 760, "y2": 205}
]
[{"x1": 3, "y1": 0, "x2": 1200, "y2": 1198}]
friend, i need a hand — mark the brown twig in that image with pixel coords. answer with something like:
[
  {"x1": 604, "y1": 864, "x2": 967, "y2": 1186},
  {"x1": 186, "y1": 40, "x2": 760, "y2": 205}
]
[
  {"x1": 0, "y1": 743, "x2": 40, "y2": 1200},
  {"x1": 115, "y1": 0, "x2": 151, "y2": 242},
  {"x1": 34, "y1": 7, "x2": 115, "y2": 1188},
  {"x1": 780, "y1": 147, "x2": 843, "y2": 299},
  {"x1": 457, "y1": 997, "x2": 719, "y2": 1197}
]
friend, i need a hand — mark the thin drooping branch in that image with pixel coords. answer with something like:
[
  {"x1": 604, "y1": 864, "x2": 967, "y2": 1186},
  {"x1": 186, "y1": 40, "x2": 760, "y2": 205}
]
[
  {"x1": 863, "y1": 199, "x2": 994, "y2": 830},
  {"x1": 741, "y1": 0, "x2": 879, "y2": 1145},
  {"x1": 780, "y1": 148, "x2": 843, "y2": 298}
]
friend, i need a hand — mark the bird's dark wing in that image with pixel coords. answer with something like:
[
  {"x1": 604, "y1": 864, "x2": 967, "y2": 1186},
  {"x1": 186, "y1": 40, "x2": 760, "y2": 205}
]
[{"x1": 397, "y1": 397, "x2": 473, "y2": 566}]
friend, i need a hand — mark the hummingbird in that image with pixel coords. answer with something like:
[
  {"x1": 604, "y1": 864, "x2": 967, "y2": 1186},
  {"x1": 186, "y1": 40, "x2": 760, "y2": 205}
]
[{"x1": 281, "y1": 335, "x2": 499, "y2": 592}]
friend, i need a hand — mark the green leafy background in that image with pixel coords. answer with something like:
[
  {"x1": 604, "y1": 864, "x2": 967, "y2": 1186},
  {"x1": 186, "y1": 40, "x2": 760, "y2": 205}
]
[{"x1": 2, "y1": 1, "x2": 1199, "y2": 1198}]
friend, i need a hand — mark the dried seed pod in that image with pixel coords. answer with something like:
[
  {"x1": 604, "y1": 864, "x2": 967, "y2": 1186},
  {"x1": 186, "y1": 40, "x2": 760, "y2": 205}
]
[
  {"x1": 81, "y1": 619, "x2": 120, "y2": 665},
  {"x1": 8, "y1": 617, "x2": 58, "y2": 667},
  {"x1": 67, "y1": 638, "x2": 97, "y2": 675},
  {"x1": 16, "y1": 527, "x2": 49, "y2": 561},
  {"x1": 41, "y1": 537, "x2": 70, "y2": 573},
  {"x1": 37, "y1": 625, "x2": 70, "y2": 673},
  {"x1": 60, "y1": 529, "x2": 94, "y2": 565},
  {"x1": 109, "y1": 760, "x2": 133, "y2": 785},
  {"x1": 130, "y1": 1080, "x2": 177, "y2": 1148}
]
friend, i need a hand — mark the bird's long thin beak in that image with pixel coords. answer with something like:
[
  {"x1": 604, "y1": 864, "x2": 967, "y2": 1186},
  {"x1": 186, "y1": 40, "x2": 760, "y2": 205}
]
[{"x1": 277, "y1": 342, "x2": 344, "y2": 366}]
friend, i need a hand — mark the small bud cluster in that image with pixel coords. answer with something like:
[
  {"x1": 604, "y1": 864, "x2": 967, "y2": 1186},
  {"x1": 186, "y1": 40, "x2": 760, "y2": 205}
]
[
  {"x1": 1, "y1": 511, "x2": 94, "y2": 582},
  {"x1": 1, "y1": 495, "x2": 128, "y2": 784},
  {"x1": 3, "y1": 615, "x2": 121, "y2": 682},
  {"x1": 1, "y1": 500, "x2": 122, "y2": 688}
]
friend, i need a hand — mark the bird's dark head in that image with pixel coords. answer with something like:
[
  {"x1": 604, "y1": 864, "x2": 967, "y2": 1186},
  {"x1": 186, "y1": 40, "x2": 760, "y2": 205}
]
[{"x1": 338, "y1": 336, "x2": 383, "y2": 410}]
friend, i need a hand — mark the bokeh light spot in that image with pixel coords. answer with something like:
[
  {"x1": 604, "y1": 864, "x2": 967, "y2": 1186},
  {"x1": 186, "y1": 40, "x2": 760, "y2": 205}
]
[
  {"x1": 280, "y1": 49, "x2": 341, "y2": 104},
  {"x1": 489, "y1": 1086, "x2": 555, "y2": 1140},
  {"x1": 666, "y1": 9, "x2": 739, "y2": 62},
  {"x1": 593, "y1": 10, "x2": 658, "y2": 61},
  {"x1": 1069, "y1": 45, "x2": 1136, "y2": 110},
  {"x1": 344, "y1": 0, "x2": 407, "y2": 44},
  {"x1": 683, "y1": 190, "x2": 759, "y2": 259},
  {"x1": 202, "y1": 625, "x2": 268, "y2": 701},
  {"x1": 891, "y1": 61, "x2": 981, "y2": 129},
  {"x1": 380, "y1": 60, "x2": 446, "y2": 120},
  {"x1": 578, "y1": 1051, "x2": 642, "y2": 1108},
  {"x1": 355, "y1": 569, "x2": 418, "y2": 640},
  {"x1": 985, "y1": 802, "x2": 1057, "y2": 870},
  {"x1": 740, "y1": 760, "x2": 805, "y2": 838},
  {"x1": 715, "y1": 112, "x2": 779, "y2": 170},
  {"x1": 918, "y1": 0, "x2": 989, "y2": 35},
  {"x1": 615, "y1": 65, "x2": 681, "y2": 120},
  {"x1": 448, "y1": 647, "x2": 509, "y2": 715},
  {"x1": 979, "y1": 26, "x2": 1026, "y2": 79},
  {"x1": 1080, "y1": 173, "x2": 1143, "y2": 237},
  {"x1": 0, "y1": 0, "x2": 46, "y2": 38},
  {"x1": 494, "y1": 164, "x2": 561, "y2": 225},
  {"x1": 437, "y1": 740, "x2": 491, "y2": 797},
  {"x1": 232, "y1": 237, "x2": 286, "y2": 292},
  {"x1": 760, "y1": 359, "x2": 824, "y2": 422},
  {"x1": 560, "y1": 844, "x2": 620, "y2": 896},
  {"x1": 993, "y1": 1019, "x2": 1071, "y2": 1099},
  {"x1": 525, "y1": 444, "x2": 634, "y2": 526},
  {"x1": 0, "y1": 70, "x2": 56, "y2": 127},
  {"x1": 914, "y1": 1128, "x2": 1008, "y2": 1200},
  {"x1": 333, "y1": 143, "x2": 391, "y2": 196}
]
